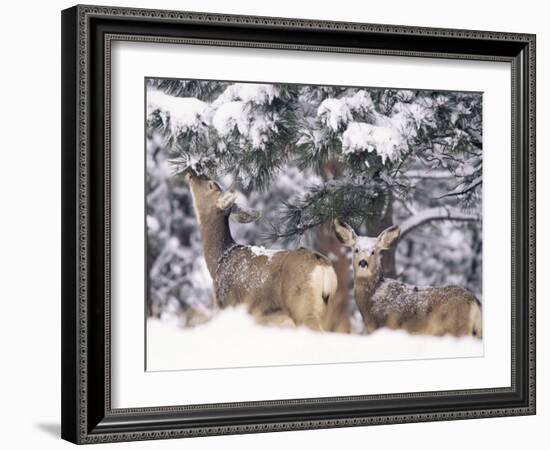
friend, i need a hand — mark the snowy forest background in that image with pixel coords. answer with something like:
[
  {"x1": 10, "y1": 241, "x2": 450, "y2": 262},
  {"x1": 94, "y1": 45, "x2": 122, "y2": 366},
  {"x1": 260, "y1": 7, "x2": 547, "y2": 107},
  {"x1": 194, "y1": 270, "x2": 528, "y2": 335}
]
[{"x1": 146, "y1": 78, "x2": 482, "y2": 332}]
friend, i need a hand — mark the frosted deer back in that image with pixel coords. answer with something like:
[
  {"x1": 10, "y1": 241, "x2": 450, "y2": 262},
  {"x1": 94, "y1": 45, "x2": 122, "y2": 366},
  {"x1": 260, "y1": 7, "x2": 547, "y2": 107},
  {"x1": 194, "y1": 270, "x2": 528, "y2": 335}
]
[
  {"x1": 185, "y1": 170, "x2": 339, "y2": 331},
  {"x1": 334, "y1": 219, "x2": 482, "y2": 338}
]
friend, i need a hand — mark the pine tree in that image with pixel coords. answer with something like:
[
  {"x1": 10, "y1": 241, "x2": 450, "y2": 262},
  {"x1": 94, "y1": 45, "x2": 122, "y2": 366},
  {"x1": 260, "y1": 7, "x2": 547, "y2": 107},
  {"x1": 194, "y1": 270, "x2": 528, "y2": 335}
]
[{"x1": 149, "y1": 82, "x2": 481, "y2": 234}]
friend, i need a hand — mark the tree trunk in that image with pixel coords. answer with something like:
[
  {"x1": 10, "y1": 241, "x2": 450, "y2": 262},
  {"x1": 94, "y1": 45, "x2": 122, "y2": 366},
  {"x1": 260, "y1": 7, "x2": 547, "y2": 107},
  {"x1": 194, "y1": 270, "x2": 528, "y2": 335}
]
[
  {"x1": 317, "y1": 160, "x2": 351, "y2": 333},
  {"x1": 365, "y1": 190, "x2": 396, "y2": 278}
]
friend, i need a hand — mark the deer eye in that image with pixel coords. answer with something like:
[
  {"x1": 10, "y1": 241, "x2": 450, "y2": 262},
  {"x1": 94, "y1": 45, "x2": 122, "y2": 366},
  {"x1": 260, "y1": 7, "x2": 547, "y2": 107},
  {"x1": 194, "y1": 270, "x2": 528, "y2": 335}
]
[{"x1": 355, "y1": 249, "x2": 359, "y2": 253}]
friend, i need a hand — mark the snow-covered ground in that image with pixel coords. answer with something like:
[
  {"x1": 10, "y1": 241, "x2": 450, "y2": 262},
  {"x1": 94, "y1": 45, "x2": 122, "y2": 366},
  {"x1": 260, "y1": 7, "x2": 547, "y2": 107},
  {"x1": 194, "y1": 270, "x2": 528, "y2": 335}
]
[{"x1": 146, "y1": 306, "x2": 483, "y2": 371}]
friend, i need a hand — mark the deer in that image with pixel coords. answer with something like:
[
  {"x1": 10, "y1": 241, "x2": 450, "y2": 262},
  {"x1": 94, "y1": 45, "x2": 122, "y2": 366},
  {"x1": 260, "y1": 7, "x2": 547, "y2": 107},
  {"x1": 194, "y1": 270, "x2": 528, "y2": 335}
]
[
  {"x1": 184, "y1": 169, "x2": 338, "y2": 331},
  {"x1": 333, "y1": 219, "x2": 482, "y2": 338}
]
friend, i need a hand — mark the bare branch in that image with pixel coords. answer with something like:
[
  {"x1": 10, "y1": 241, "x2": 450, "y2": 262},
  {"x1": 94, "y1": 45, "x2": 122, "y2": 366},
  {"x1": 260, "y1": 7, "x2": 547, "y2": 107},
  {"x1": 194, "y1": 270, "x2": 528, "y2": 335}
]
[
  {"x1": 400, "y1": 169, "x2": 453, "y2": 180},
  {"x1": 438, "y1": 178, "x2": 482, "y2": 199},
  {"x1": 399, "y1": 206, "x2": 480, "y2": 239}
]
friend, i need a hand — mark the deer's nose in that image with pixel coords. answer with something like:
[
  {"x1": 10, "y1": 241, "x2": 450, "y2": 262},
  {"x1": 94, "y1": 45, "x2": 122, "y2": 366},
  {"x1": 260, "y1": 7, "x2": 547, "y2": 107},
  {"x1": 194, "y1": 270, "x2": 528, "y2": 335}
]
[{"x1": 358, "y1": 260, "x2": 368, "y2": 268}]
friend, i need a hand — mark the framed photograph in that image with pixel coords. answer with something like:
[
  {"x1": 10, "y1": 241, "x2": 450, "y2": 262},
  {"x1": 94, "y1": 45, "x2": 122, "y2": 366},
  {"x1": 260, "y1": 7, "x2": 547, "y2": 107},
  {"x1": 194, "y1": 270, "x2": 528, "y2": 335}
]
[{"x1": 61, "y1": 4, "x2": 536, "y2": 444}]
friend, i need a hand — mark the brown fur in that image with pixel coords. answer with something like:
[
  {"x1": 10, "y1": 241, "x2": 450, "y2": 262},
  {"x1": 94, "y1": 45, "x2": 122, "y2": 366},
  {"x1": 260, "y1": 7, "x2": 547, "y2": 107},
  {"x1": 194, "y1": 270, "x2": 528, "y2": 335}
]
[
  {"x1": 186, "y1": 171, "x2": 338, "y2": 331},
  {"x1": 334, "y1": 219, "x2": 482, "y2": 338},
  {"x1": 216, "y1": 246, "x2": 336, "y2": 330}
]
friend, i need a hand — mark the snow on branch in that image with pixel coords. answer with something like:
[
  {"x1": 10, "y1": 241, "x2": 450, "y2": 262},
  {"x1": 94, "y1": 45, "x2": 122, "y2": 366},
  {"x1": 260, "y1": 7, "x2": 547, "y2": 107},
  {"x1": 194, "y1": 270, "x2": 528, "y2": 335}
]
[
  {"x1": 341, "y1": 122, "x2": 401, "y2": 164},
  {"x1": 399, "y1": 207, "x2": 480, "y2": 239},
  {"x1": 400, "y1": 169, "x2": 453, "y2": 180},
  {"x1": 147, "y1": 90, "x2": 212, "y2": 134}
]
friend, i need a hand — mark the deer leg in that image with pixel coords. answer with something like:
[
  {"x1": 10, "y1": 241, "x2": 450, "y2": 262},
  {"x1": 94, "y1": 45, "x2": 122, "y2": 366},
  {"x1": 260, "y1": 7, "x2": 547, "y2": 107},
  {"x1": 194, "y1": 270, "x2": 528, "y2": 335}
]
[
  {"x1": 253, "y1": 310, "x2": 296, "y2": 328},
  {"x1": 302, "y1": 315, "x2": 324, "y2": 332},
  {"x1": 365, "y1": 319, "x2": 380, "y2": 334}
]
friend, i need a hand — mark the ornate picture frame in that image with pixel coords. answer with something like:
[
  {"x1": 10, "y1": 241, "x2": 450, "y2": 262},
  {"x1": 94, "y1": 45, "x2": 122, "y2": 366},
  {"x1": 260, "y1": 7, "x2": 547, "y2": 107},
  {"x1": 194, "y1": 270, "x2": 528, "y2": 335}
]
[{"x1": 61, "y1": 4, "x2": 536, "y2": 444}]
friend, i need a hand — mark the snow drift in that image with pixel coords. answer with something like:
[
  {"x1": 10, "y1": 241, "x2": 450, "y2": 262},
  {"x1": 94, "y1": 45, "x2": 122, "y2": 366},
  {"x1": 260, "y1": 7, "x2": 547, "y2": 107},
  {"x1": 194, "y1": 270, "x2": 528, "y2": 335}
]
[{"x1": 147, "y1": 306, "x2": 483, "y2": 372}]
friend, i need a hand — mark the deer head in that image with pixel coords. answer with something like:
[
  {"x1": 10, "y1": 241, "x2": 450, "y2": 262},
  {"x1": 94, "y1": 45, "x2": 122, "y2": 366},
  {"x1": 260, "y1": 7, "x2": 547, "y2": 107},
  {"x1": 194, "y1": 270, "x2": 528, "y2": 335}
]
[
  {"x1": 333, "y1": 219, "x2": 400, "y2": 280},
  {"x1": 184, "y1": 169, "x2": 260, "y2": 276},
  {"x1": 184, "y1": 170, "x2": 260, "y2": 225}
]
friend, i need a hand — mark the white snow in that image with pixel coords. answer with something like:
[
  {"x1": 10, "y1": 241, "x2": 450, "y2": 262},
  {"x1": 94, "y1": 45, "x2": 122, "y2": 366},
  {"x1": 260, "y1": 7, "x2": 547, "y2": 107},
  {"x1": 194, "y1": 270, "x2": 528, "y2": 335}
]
[
  {"x1": 317, "y1": 98, "x2": 352, "y2": 131},
  {"x1": 345, "y1": 89, "x2": 375, "y2": 114},
  {"x1": 146, "y1": 215, "x2": 160, "y2": 234},
  {"x1": 341, "y1": 122, "x2": 402, "y2": 163},
  {"x1": 146, "y1": 306, "x2": 483, "y2": 371},
  {"x1": 249, "y1": 245, "x2": 280, "y2": 261},
  {"x1": 214, "y1": 83, "x2": 280, "y2": 106},
  {"x1": 212, "y1": 101, "x2": 250, "y2": 137},
  {"x1": 148, "y1": 87, "x2": 280, "y2": 151},
  {"x1": 355, "y1": 235, "x2": 378, "y2": 253},
  {"x1": 317, "y1": 90, "x2": 375, "y2": 132},
  {"x1": 147, "y1": 90, "x2": 212, "y2": 134},
  {"x1": 402, "y1": 103, "x2": 434, "y2": 130},
  {"x1": 392, "y1": 101, "x2": 434, "y2": 130},
  {"x1": 396, "y1": 89, "x2": 415, "y2": 102},
  {"x1": 333, "y1": 92, "x2": 436, "y2": 163},
  {"x1": 167, "y1": 236, "x2": 180, "y2": 250},
  {"x1": 211, "y1": 102, "x2": 276, "y2": 151},
  {"x1": 248, "y1": 114, "x2": 273, "y2": 150}
]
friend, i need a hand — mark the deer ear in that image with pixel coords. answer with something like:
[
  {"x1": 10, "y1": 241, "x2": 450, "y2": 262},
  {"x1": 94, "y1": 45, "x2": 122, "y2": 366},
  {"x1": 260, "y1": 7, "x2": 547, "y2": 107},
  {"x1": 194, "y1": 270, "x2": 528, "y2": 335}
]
[
  {"x1": 378, "y1": 225, "x2": 400, "y2": 250},
  {"x1": 216, "y1": 191, "x2": 238, "y2": 211},
  {"x1": 333, "y1": 219, "x2": 356, "y2": 247},
  {"x1": 230, "y1": 203, "x2": 261, "y2": 223}
]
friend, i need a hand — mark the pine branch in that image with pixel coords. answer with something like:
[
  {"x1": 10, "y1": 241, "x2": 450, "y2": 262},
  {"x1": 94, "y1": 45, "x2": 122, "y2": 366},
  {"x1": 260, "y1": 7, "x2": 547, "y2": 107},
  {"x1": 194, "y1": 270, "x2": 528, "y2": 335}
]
[{"x1": 266, "y1": 178, "x2": 386, "y2": 241}]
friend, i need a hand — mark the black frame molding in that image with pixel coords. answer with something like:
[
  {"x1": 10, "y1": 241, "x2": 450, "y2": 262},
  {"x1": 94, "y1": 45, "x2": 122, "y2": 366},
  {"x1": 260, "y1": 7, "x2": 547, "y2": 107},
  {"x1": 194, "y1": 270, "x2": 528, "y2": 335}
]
[{"x1": 61, "y1": 4, "x2": 536, "y2": 444}]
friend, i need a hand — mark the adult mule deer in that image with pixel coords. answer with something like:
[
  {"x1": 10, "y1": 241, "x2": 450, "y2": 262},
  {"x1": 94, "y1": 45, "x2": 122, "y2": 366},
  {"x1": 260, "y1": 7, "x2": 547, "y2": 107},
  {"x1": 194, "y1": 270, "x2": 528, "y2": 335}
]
[
  {"x1": 334, "y1": 219, "x2": 482, "y2": 338},
  {"x1": 185, "y1": 170, "x2": 338, "y2": 331}
]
